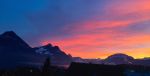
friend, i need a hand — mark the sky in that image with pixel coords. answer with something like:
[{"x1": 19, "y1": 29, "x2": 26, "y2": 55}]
[{"x1": 0, "y1": 0, "x2": 150, "y2": 59}]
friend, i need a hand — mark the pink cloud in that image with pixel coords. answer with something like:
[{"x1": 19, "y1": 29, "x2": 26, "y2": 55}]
[{"x1": 41, "y1": 0, "x2": 150, "y2": 59}]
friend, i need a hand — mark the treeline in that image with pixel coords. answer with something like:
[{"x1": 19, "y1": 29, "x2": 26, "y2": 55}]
[
  {"x1": 0, "y1": 57, "x2": 66, "y2": 76},
  {"x1": 0, "y1": 57, "x2": 150, "y2": 76}
]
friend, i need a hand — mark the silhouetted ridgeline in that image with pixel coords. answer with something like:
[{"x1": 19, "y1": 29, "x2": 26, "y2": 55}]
[
  {"x1": 0, "y1": 31, "x2": 150, "y2": 68},
  {"x1": 0, "y1": 31, "x2": 150, "y2": 76}
]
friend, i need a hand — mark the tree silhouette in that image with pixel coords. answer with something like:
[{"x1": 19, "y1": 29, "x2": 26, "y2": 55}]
[{"x1": 42, "y1": 57, "x2": 51, "y2": 76}]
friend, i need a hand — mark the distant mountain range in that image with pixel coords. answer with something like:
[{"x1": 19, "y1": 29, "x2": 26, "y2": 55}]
[
  {"x1": 73, "y1": 54, "x2": 150, "y2": 66},
  {"x1": 0, "y1": 31, "x2": 150, "y2": 68}
]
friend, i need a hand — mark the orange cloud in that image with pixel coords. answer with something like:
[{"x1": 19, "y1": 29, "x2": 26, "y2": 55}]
[{"x1": 41, "y1": 32, "x2": 150, "y2": 59}]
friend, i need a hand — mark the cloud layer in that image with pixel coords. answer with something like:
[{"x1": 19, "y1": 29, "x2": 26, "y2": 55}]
[{"x1": 0, "y1": 0, "x2": 150, "y2": 58}]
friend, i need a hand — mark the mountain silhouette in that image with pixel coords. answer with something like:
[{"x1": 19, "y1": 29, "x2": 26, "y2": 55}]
[
  {"x1": 0, "y1": 31, "x2": 47, "y2": 68},
  {"x1": 0, "y1": 31, "x2": 30, "y2": 49},
  {"x1": 0, "y1": 31, "x2": 72, "y2": 68},
  {"x1": 104, "y1": 53, "x2": 134, "y2": 65}
]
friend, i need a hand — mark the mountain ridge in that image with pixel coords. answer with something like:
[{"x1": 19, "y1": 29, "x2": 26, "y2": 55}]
[{"x1": 0, "y1": 31, "x2": 150, "y2": 68}]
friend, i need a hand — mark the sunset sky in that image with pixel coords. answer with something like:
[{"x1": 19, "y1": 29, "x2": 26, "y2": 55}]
[{"x1": 0, "y1": 0, "x2": 150, "y2": 59}]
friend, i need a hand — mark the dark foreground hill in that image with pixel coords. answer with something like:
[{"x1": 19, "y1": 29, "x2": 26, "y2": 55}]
[
  {"x1": 0, "y1": 62, "x2": 150, "y2": 76},
  {"x1": 66, "y1": 62, "x2": 150, "y2": 76}
]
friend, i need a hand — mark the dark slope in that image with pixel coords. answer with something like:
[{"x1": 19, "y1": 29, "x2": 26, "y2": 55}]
[{"x1": 0, "y1": 31, "x2": 46, "y2": 68}]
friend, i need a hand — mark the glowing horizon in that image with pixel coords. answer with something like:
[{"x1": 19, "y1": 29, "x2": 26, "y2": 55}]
[{"x1": 39, "y1": 0, "x2": 150, "y2": 59}]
